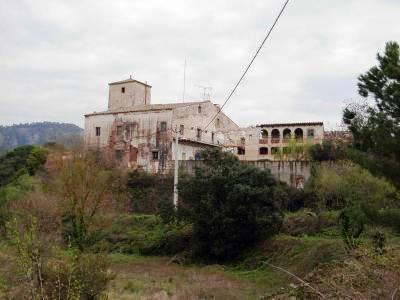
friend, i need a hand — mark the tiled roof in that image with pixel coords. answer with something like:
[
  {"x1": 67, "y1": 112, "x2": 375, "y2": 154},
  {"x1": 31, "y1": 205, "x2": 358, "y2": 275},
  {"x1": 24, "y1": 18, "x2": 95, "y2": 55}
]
[
  {"x1": 108, "y1": 78, "x2": 152, "y2": 87},
  {"x1": 257, "y1": 122, "x2": 324, "y2": 128},
  {"x1": 85, "y1": 101, "x2": 210, "y2": 117}
]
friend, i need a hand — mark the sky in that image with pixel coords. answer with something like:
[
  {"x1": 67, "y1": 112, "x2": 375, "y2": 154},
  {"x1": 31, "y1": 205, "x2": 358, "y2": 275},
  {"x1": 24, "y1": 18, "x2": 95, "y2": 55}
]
[{"x1": 0, "y1": 0, "x2": 399, "y2": 129}]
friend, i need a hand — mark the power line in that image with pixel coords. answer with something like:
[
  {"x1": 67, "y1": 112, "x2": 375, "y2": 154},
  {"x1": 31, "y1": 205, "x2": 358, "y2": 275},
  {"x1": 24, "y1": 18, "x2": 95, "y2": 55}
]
[{"x1": 204, "y1": 0, "x2": 290, "y2": 130}]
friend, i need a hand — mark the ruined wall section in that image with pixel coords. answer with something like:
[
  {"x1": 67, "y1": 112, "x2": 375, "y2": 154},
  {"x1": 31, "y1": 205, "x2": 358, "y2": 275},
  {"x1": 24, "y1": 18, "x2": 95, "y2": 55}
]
[
  {"x1": 108, "y1": 81, "x2": 151, "y2": 110},
  {"x1": 85, "y1": 109, "x2": 173, "y2": 172}
]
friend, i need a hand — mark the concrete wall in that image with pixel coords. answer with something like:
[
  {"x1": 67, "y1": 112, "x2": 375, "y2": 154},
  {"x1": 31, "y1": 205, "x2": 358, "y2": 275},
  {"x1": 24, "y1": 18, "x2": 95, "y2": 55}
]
[
  {"x1": 108, "y1": 81, "x2": 151, "y2": 110},
  {"x1": 169, "y1": 160, "x2": 311, "y2": 188}
]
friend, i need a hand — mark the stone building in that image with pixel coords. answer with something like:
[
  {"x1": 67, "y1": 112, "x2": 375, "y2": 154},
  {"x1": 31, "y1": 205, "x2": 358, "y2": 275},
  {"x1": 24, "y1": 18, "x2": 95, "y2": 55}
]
[
  {"x1": 84, "y1": 78, "x2": 239, "y2": 172},
  {"x1": 223, "y1": 122, "x2": 324, "y2": 161}
]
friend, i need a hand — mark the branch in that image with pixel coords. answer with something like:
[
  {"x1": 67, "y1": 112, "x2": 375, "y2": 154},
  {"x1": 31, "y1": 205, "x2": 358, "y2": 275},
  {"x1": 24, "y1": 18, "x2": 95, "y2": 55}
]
[{"x1": 262, "y1": 262, "x2": 326, "y2": 299}]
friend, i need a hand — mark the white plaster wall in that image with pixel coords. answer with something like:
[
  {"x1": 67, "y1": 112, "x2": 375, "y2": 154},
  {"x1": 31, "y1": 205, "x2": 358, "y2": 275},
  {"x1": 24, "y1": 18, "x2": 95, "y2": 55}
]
[{"x1": 108, "y1": 81, "x2": 151, "y2": 110}]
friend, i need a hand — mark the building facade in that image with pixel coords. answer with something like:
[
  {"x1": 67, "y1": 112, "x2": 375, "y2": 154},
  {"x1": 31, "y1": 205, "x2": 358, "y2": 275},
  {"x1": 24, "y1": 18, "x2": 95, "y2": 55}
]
[
  {"x1": 223, "y1": 122, "x2": 324, "y2": 161},
  {"x1": 84, "y1": 78, "x2": 239, "y2": 172}
]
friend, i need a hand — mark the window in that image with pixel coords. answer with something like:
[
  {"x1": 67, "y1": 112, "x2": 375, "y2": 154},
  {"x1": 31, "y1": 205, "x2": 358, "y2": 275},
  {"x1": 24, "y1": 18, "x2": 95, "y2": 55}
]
[
  {"x1": 259, "y1": 147, "x2": 268, "y2": 155},
  {"x1": 249, "y1": 134, "x2": 252, "y2": 140},
  {"x1": 115, "y1": 150, "x2": 124, "y2": 161},
  {"x1": 152, "y1": 151, "x2": 159, "y2": 160},
  {"x1": 196, "y1": 128, "x2": 202, "y2": 140},
  {"x1": 295, "y1": 128, "x2": 304, "y2": 141},
  {"x1": 95, "y1": 127, "x2": 101, "y2": 136},
  {"x1": 240, "y1": 137, "x2": 245, "y2": 145},
  {"x1": 271, "y1": 129, "x2": 280, "y2": 143},
  {"x1": 160, "y1": 121, "x2": 167, "y2": 132},
  {"x1": 307, "y1": 129, "x2": 315, "y2": 139},
  {"x1": 116, "y1": 126, "x2": 123, "y2": 136},
  {"x1": 238, "y1": 147, "x2": 245, "y2": 155},
  {"x1": 179, "y1": 124, "x2": 184, "y2": 135},
  {"x1": 121, "y1": 87, "x2": 125, "y2": 93},
  {"x1": 182, "y1": 152, "x2": 186, "y2": 160},
  {"x1": 212, "y1": 132, "x2": 215, "y2": 143},
  {"x1": 198, "y1": 105, "x2": 202, "y2": 113}
]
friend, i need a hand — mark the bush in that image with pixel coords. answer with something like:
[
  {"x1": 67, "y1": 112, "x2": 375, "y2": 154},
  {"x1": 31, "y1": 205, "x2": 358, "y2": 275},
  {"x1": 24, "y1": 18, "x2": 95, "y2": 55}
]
[
  {"x1": 338, "y1": 207, "x2": 366, "y2": 250},
  {"x1": 127, "y1": 170, "x2": 173, "y2": 213},
  {"x1": 179, "y1": 149, "x2": 285, "y2": 262}
]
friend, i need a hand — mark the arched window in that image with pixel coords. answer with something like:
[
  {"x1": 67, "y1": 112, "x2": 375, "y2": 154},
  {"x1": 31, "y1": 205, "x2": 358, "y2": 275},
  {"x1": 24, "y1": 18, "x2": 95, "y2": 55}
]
[
  {"x1": 283, "y1": 128, "x2": 291, "y2": 142},
  {"x1": 198, "y1": 105, "x2": 202, "y2": 113},
  {"x1": 259, "y1": 147, "x2": 268, "y2": 155},
  {"x1": 271, "y1": 129, "x2": 280, "y2": 143},
  {"x1": 294, "y1": 128, "x2": 303, "y2": 141},
  {"x1": 259, "y1": 129, "x2": 268, "y2": 144}
]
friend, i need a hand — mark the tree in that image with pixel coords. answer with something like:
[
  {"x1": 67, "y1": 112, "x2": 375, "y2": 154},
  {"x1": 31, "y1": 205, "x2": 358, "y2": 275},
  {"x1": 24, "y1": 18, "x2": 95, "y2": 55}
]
[
  {"x1": 343, "y1": 41, "x2": 400, "y2": 185},
  {"x1": 53, "y1": 154, "x2": 111, "y2": 250},
  {"x1": 179, "y1": 149, "x2": 285, "y2": 261}
]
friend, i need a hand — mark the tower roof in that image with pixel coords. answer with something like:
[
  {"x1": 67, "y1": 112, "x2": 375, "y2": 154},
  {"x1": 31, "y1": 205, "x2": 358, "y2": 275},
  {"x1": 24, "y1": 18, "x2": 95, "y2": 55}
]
[{"x1": 108, "y1": 78, "x2": 152, "y2": 87}]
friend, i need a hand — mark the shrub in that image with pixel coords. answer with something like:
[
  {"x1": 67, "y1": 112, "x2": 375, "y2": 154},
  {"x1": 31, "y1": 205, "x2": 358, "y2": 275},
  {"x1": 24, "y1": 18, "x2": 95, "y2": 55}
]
[
  {"x1": 338, "y1": 207, "x2": 366, "y2": 250},
  {"x1": 127, "y1": 170, "x2": 173, "y2": 213},
  {"x1": 179, "y1": 149, "x2": 285, "y2": 262},
  {"x1": 371, "y1": 229, "x2": 386, "y2": 255}
]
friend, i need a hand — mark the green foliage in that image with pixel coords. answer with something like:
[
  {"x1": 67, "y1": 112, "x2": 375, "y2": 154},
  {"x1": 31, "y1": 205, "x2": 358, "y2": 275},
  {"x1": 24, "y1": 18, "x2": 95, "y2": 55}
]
[
  {"x1": 371, "y1": 229, "x2": 386, "y2": 255},
  {"x1": 179, "y1": 149, "x2": 285, "y2": 261},
  {"x1": 55, "y1": 154, "x2": 111, "y2": 250},
  {"x1": 338, "y1": 207, "x2": 365, "y2": 250},
  {"x1": 307, "y1": 163, "x2": 399, "y2": 210},
  {"x1": 127, "y1": 170, "x2": 173, "y2": 213},
  {"x1": 308, "y1": 140, "x2": 347, "y2": 162},
  {"x1": 5, "y1": 216, "x2": 112, "y2": 299},
  {"x1": 343, "y1": 41, "x2": 400, "y2": 185}
]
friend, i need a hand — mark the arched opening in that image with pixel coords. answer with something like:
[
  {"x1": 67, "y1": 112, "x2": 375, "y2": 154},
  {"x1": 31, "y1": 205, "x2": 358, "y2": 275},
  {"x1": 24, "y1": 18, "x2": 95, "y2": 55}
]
[
  {"x1": 240, "y1": 137, "x2": 246, "y2": 145},
  {"x1": 271, "y1": 129, "x2": 280, "y2": 143},
  {"x1": 259, "y1": 129, "x2": 268, "y2": 144},
  {"x1": 294, "y1": 128, "x2": 303, "y2": 141},
  {"x1": 259, "y1": 147, "x2": 268, "y2": 155},
  {"x1": 283, "y1": 128, "x2": 291, "y2": 142}
]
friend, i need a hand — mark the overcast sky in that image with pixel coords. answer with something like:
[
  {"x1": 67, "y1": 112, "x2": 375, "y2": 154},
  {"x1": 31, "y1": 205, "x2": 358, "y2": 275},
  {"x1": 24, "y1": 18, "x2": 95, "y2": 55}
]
[{"x1": 0, "y1": 0, "x2": 399, "y2": 129}]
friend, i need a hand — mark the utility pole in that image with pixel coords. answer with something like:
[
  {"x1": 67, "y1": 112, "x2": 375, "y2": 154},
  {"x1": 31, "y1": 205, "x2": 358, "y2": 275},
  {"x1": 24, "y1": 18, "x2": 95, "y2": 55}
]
[
  {"x1": 182, "y1": 59, "x2": 186, "y2": 103},
  {"x1": 173, "y1": 125, "x2": 179, "y2": 208}
]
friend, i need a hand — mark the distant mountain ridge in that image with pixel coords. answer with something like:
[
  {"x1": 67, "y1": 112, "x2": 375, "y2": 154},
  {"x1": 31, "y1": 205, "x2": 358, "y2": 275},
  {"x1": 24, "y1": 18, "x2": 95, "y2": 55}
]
[{"x1": 0, "y1": 122, "x2": 83, "y2": 150}]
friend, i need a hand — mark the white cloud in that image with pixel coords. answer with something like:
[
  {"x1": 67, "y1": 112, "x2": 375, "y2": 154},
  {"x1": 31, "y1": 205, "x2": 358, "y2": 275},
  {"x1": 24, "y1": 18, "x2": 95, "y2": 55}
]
[{"x1": 0, "y1": 0, "x2": 399, "y2": 128}]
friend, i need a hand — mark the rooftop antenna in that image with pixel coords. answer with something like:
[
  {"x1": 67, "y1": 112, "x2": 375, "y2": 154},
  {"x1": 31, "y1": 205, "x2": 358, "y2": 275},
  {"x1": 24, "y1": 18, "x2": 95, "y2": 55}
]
[
  {"x1": 182, "y1": 59, "x2": 186, "y2": 103},
  {"x1": 197, "y1": 85, "x2": 212, "y2": 101}
]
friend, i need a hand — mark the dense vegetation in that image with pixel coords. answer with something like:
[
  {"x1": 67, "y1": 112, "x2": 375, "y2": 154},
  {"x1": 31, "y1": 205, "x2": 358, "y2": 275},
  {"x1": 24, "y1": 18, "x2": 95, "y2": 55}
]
[{"x1": 0, "y1": 122, "x2": 83, "y2": 151}]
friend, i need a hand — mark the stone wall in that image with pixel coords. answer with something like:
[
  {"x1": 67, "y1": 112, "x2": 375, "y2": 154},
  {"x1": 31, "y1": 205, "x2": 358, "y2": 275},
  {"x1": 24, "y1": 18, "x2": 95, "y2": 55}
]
[{"x1": 167, "y1": 160, "x2": 311, "y2": 188}]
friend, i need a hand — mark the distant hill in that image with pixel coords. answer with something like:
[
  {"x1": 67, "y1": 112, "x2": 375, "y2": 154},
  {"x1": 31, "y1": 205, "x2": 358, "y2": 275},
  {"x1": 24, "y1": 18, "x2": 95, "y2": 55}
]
[{"x1": 0, "y1": 122, "x2": 83, "y2": 150}]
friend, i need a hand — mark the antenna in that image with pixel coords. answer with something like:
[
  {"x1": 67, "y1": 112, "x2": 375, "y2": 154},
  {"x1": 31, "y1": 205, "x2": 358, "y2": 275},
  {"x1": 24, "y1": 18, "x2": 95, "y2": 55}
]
[
  {"x1": 182, "y1": 59, "x2": 186, "y2": 103},
  {"x1": 197, "y1": 85, "x2": 212, "y2": 101}
]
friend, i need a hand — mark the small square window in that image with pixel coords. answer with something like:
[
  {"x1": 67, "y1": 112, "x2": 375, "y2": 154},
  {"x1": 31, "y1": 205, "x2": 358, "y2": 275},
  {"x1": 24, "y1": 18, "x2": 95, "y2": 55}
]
[
  {"x1": 95, "y1": 127, "x2": 101, "y2": 136},
  {"x1": 307, "y1": 129, "x2": 315, "y2": 138},
  {"x1": 160, "y1": 122, "x2": 167, "y2": 132},
  {"x1": 152, "y1": 151, "x2": 159, "y2": 160},
  {"x1": 196, "y1": 128, "x2": 202, "y2": 140},
  {"x1": 121, "y1": 87, "x2": 125, "y2": 93},
  {"x1": 259, "y1": 147, "x2": 268, "y2": 155},
  {"x1": 116, "y1": 126, "x2": 123, "y2": 136}
]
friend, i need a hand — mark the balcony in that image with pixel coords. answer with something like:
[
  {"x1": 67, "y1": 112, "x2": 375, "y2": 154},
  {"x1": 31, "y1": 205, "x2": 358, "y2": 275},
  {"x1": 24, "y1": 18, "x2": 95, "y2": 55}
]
[
  {"x1": 259, "y1": 138, "x2": 268, "y2": 144},
  {"x1": 271, "y1": 137, "x2": 280, "y2": 144}
]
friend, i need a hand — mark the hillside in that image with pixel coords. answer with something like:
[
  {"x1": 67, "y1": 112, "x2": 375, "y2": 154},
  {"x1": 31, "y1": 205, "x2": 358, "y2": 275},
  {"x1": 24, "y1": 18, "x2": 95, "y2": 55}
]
[{"x1": 0, "y1": 122, "x2": 83, "y2": 150}]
